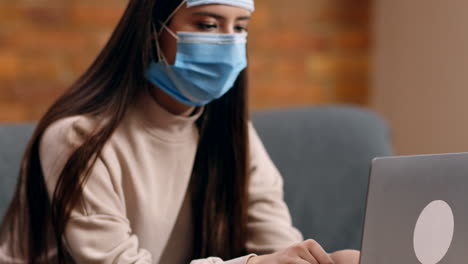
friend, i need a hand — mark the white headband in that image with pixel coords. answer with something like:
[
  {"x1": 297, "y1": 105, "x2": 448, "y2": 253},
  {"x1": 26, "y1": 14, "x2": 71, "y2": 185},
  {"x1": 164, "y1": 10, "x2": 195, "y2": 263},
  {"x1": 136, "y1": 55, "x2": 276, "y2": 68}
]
[
  {"x1": 187, "y1": 0, "x2": 255, "y2": 12},
  {"x1": 159, "y1": 0, "x2": 254, "y2": 34}
]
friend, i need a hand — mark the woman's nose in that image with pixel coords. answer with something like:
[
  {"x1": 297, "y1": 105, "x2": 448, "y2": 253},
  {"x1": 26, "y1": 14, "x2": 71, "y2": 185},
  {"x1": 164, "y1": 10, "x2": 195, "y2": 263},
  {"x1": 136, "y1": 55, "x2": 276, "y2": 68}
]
[{"x1": 221, "y1": 24, "x2": 235, "y2": 34}]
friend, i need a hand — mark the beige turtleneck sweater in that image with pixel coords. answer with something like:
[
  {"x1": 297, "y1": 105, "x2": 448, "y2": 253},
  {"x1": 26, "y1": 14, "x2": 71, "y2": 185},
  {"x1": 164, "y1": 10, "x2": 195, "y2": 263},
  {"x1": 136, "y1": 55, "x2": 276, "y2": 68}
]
[{"x1": 1, "y1": 93, "x2": 302, "y2": 263}]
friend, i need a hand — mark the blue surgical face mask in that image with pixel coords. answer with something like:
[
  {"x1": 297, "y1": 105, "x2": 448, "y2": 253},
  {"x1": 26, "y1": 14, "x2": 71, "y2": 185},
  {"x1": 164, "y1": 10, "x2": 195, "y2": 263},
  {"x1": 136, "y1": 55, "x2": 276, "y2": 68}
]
[{"x1": 145, "y1": 28, "x2": 248, "y2": 106}]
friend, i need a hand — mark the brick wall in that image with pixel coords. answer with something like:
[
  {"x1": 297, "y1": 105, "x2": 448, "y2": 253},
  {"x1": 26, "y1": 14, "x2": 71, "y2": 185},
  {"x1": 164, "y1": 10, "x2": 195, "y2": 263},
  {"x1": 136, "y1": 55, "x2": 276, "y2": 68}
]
[
  {"x1": 249, "y1": 0, "x2": 370, "y2": 108},
  {"x1": 0, "y1": 0, "x2": 370, "y2": 121}
]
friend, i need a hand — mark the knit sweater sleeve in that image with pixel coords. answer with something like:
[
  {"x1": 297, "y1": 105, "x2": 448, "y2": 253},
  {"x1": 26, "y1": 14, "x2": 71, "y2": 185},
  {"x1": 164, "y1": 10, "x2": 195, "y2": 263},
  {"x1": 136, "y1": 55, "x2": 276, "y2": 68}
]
[
  {"x1": 189, "y1": 254, "x2": 256, "y2": 264},
  {"x1": 245, "y1": 123, "x2": 304, "y2": 255},
  {"x1": 39, "y1": 116, "x2": 152, "y2": 263}
]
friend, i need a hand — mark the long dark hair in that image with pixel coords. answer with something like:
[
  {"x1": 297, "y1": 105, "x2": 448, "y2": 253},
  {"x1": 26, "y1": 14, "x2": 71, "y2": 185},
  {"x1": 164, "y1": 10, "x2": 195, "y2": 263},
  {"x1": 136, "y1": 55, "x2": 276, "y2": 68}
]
[{"x1": 0, "y1": 0, "x2": 250, "y2": 263}]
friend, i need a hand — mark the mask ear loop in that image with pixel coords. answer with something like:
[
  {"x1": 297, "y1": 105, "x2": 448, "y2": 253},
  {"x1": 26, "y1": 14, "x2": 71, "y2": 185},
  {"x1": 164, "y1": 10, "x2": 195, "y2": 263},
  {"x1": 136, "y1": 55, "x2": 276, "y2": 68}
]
[
  {"x1": 158, "y1": 0, "x2": 186, "y2": 40},
  {"x1": 159, "y1": 0, "x2": 187, "y2": 33},
  {"x1": 154, "y1": 0, "x2": 186, "y2": 64},
  {"x1": 151, "y1": 21, "x2": 164, "y2": 63},
  {"x1": 159, "y1": 22, "x2": 178, "y2": 40},
  {"x1": 152, "y1": 22, "x2": 175, "y2": 65}
]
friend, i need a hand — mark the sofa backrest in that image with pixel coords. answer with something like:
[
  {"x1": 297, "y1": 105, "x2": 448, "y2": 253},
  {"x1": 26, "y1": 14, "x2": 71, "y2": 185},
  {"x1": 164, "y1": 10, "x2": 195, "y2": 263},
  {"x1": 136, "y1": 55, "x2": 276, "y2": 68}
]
[
  {"x1": 0, "y1": 123, "x2": 36, "y2": 220},
  {"x1": 252, "y1": 105, "x2": 392, "y2": 252}
]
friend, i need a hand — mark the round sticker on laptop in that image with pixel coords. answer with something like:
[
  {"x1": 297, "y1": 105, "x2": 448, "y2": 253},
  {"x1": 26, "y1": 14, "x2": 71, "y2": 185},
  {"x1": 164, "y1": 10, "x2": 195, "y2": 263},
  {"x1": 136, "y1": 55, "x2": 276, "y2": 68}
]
[{"x1": 413, "y1": 200, "x2": 454, "y2": 264}]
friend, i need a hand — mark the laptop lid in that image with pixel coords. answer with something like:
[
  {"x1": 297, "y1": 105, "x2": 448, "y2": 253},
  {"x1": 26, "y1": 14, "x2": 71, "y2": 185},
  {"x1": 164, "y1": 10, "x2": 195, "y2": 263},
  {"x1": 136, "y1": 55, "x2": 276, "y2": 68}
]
[{"x1": 359, "y1": 153, "x2": 468, "y2": 263}]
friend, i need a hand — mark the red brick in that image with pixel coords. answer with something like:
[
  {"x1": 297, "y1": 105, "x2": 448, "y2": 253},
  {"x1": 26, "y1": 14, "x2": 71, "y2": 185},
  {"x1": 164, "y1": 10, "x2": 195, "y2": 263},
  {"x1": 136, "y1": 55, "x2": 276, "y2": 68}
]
[
  {"x1": 0, "y1": 7, "x2": 23, "y2": 25},
  {"x1": 74, "y1": 0, "x2": 127, "y2": 8},
  {"x1": 22, "y1": 6, "x2": 72, "y2": 27},
  {"x1": 8, "y1": 28, "x2": 90, "y2": 54},
  {"x1": 69, "y1": 54, "x2": 95, "y2": 76},
  {"x1": 6, "y1": 80, "x2": 64, "y2": 102},
  {"x1": 93, "y1": 30, "x2": 113, "y2": 50},
  {"x1": 71, "y1": 6, "x2": 125, "y2": 27},
  {"x1": 249, "y1": 5, "x2": 271, "y2": 28},
  {"x1": 250, "y1": 81, "x2": 327, "y2": 110},
  {"x1": 0, "y1": 52, "x2": 19, "y2": 80},
  {"x1": 251, "y1": 31, "x2": 333, "y2": 55},
  {"x1": 336, "y1": 56, "x2": 369, "y2": 76},
  {"x1": 335, "y1": 83, "x2": 369, "y2": 105},
  {"x1": 334, "y1": 31, "x2": 370, "y2": 51},
  {"x1": 305, "y1": 54, "x2": 369, "y2": 79},
  {"x1": 0, "y1": 81, "x2": 20, "y2": 101},
  {"x1": 0, "y1": 30, "x2": 12, "y2": 49},
  {"x1": 20, "y1": 54, "x2": 61, "y2": 81},
  {"x1": 0, "y1": 102, "x2": 30, "y2": 122},
  {"x1": 305, "y1": 54, "x2": 340, "y2": 79}
]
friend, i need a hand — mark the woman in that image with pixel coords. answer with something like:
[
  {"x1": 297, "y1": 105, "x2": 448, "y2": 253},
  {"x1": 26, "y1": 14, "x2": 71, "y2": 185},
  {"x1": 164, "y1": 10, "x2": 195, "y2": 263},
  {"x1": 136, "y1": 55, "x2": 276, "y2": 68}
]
[{"x1": 0, "y1": 0, "x2": 360, "y2": 263}]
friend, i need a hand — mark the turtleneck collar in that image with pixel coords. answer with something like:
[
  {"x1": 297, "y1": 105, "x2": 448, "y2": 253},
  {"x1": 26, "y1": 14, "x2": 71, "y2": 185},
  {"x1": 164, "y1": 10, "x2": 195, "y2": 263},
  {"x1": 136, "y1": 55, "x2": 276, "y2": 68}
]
[{"x1": 131, "y1": 89, "x2": 205, "y2": 142}]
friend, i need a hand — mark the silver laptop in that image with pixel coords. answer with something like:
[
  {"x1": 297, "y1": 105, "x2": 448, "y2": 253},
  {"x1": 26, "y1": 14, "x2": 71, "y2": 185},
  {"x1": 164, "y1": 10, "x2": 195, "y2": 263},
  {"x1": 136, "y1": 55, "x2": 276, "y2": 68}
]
[{"x1": 359, "y1": 153, "x2": 468, "y2": 263}]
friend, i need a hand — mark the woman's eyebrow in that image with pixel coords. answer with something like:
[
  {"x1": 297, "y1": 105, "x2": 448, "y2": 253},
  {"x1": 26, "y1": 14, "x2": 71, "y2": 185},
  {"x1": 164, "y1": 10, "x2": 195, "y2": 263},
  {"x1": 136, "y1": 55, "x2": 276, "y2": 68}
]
[{"x1": 192, "y1": 11, "x2": 251, "y2": 21}]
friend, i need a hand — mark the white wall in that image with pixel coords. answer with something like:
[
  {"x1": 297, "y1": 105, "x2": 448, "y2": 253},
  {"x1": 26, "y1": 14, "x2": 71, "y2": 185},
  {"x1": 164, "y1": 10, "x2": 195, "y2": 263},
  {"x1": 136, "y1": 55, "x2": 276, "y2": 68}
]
[{"x1": 372, "y1": 0, "x2": 468, "y2": 155}]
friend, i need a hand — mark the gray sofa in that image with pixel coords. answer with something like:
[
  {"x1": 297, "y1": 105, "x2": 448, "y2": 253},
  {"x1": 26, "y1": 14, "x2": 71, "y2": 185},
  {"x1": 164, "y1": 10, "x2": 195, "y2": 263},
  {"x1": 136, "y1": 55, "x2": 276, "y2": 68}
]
[{"x1": 0, "y1": 105, "x2": 391, "y2": 253}]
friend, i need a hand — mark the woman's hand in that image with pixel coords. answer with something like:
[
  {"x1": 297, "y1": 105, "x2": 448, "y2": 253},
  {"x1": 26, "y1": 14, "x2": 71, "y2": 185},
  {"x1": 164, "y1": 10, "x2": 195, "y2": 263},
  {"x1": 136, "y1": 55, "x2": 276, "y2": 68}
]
[{"x1": 247, "y1": 239, "x2": 334, "y2": 264}]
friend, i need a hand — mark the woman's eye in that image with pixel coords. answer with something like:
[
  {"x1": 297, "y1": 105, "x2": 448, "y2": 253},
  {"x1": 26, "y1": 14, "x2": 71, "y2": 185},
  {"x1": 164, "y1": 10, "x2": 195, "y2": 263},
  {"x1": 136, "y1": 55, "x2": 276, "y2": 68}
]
[
  {"x1": 197, "y1": 23, "x2": 217, "y2": 31},
  {"x1": 235, "y1": 26, "x2": 248, "y2": 33}
]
